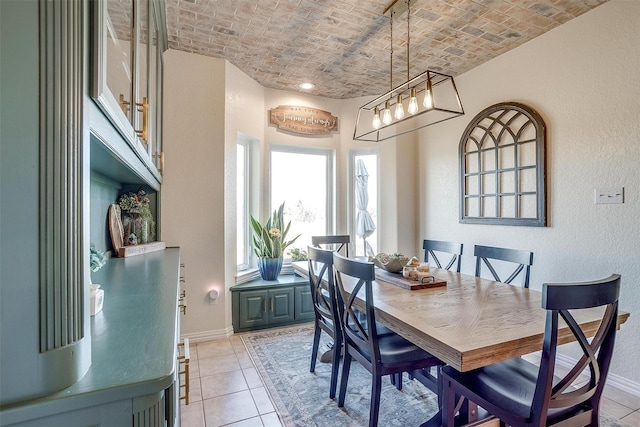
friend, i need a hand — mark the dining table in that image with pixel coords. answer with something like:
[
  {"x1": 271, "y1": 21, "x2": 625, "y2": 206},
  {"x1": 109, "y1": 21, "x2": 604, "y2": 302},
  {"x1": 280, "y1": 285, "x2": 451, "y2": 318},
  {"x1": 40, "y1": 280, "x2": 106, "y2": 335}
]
[{"x1": 292, "y1": 260, "x2": 630, "y2": 426}]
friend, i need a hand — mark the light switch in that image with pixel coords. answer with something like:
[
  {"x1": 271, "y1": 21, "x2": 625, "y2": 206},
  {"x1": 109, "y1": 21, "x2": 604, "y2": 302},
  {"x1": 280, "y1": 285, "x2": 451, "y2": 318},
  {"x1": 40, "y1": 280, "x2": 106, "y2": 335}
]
[{"x1": 595, "y1": 187, "x2": 624, "y2": 204}]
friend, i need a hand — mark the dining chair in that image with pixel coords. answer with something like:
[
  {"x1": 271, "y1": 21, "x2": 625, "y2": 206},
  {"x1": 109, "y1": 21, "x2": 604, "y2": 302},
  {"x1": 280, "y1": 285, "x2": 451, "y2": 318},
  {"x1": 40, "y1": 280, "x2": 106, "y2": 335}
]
[
  {"x1": 474, "y1": 244, "x2": 534, "y2": 288},
  {"x1": 333, "y1": 252, "x2": 442, "y2": 427},
  {"x1": 441, "y1": 274, "x2": 621, "y2": 427},
  {"x1": 307, "y1": 245, "x2": 343, "y2": 399},
  {"x1": 423, "y1": 239, "x2": 464, "y2": 272},
  {"x1": 312, "y1": 235, "x2": 350, "y2": 257},
  {"x1": 401, "y1": 240, "x2": 463, "y2": 390}
]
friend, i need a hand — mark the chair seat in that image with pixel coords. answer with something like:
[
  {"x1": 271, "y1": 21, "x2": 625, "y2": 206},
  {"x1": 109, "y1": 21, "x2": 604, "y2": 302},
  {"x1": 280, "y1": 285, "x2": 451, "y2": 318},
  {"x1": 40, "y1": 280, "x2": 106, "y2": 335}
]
[
  {"x1": 443, "y1": 357, "x2": 581, "y2": 423},
  {"x1": 351, "y1": 331, "x2": 441, "y2": 367}
]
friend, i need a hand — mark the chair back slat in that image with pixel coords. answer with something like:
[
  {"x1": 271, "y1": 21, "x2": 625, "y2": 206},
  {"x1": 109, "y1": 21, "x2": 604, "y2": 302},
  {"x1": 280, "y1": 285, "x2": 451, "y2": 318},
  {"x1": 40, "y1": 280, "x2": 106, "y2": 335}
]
[
  {"x1": 423, "y1": 240, "x2": 463, "y2": 272},
  {"x1": 531, "y1": 274, "x2": 620, "y2": 423},
  {"x1": 312, "y1": 235, "x2": 350, "y2": 257},
  {"x1": 333, "y1": 253, "x2": 380, "y2": 362},
  {"x1": 474, "y1": 244, "x2": 533, "y2": 288},
  {"x1": 307, "y1": 246, "x2": 339, "y2": 330}
]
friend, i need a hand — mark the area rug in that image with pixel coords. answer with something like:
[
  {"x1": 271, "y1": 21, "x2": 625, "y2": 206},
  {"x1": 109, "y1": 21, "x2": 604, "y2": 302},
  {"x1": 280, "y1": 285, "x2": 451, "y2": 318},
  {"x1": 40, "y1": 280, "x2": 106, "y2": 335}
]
[
  {"x1": 241, "y1": 324, "x2": 632, "y2": 427},
  {"x1": 241, "y1": 324, "x2": 439, "y2": 426}
]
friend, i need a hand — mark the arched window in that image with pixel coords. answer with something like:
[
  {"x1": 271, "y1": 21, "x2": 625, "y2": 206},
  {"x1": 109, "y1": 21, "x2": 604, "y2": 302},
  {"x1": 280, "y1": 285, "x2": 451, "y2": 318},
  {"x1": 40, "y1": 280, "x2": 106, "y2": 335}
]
[{"x1": 459, "y1": 102, "x2": 546, "y2": 226}]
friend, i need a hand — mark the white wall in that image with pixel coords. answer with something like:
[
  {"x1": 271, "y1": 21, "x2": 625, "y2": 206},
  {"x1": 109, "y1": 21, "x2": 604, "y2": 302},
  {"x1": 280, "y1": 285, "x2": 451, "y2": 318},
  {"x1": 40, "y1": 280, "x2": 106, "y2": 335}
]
[
  {"x1": 162, "y1": 49, "x2": 227, "y2": 337},
  {"x1": 419, "y1": 0, "x2": 640, "y2": 384},
  {"x1": 223, "y1": 61, "x2": 265, "y2": 330}
]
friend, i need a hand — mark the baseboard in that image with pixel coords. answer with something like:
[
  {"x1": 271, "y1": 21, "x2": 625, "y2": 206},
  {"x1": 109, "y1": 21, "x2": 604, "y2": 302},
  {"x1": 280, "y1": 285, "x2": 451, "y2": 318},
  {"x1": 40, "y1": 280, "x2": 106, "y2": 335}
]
[
  {"x1": 181, "y1": 326, "x2": 234, "y2": 343},
  {"x1": 555, "y1": 353, "x2": 640, "y2": 397}
]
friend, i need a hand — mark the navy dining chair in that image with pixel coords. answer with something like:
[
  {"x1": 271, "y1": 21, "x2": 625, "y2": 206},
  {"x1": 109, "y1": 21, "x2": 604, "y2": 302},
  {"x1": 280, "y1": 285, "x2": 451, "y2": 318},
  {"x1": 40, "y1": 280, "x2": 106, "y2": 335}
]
[
  {"x1": 312, "y1": 234, "x2": 350, "y2": 257},
  {"x1": 423, "y1": 239, "x2": 464, "y2": 272},
  {"x1": 307, "y1": 245, "x2": 342, "y2": 399},
  {"x1": 474, "y1": 244, "x2": 534, "y2": 288},
  {"x1": 441, "y1": 274, "x2": 621, "y2": 427},
  {"x1": 333, "y1": 252, "x2": 442, "y2": 427}
]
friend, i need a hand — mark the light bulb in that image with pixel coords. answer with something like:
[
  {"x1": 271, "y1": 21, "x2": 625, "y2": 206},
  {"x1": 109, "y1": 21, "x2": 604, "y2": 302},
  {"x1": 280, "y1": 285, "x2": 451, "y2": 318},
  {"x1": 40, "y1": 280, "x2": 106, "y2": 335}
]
[
  {"x1": 423, "y1": 79, "x2": 433, "y2": 109},
  {"x1": 372, "y1": 107, "x2": 381, "y2": 129},
  {"x1": 394, "y1": 95, "x2": 405, "y2": 120},
  {"x1": 408, "y1": 88, "x2": 419, "y2": 115},
  {"x1": 382, "y1": 101, "x2": 392, "y2": 125}
]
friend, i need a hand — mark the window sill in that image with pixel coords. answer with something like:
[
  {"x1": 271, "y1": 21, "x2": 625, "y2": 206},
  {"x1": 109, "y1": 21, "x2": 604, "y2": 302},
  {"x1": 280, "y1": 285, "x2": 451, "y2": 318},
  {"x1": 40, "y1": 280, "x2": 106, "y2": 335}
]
[{"x1": 235, "y1": 263, "x2": 296, "y2": 285}]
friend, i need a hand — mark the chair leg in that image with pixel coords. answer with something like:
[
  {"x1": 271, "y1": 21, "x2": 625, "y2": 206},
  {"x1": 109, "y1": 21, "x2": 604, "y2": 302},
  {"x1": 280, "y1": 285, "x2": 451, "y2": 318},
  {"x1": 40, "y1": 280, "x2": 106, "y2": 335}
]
[
  {"x1": 310, "y1": 323, "x2": 321, "y2": 373},
  {"x1": 442, "y1": 375, "x2": 456, "y2": 427},
  {"x1": 369, "y1": 374, "x2": 382, "y2": 427},
  {"x1": 338, "y1": 351, "x2": 352, "y2": 407},
  {"x1": 329, "y1": 334, "x2": 341, "y2": 399},
  {"x1": 390, "y1": 372, "x2": 402, "y2": 390}
]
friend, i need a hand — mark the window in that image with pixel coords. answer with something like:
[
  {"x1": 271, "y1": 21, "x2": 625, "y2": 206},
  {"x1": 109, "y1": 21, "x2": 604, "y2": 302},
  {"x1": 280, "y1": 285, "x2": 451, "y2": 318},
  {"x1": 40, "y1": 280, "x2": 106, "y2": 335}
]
[
  {"x1": 352, "y1": 151, "x2": 378, "y2": 257},
  {"x1": 270, "y1": 146, "x2": 334, "y2": 257},
  {"x1": 236, "y1": 134, "x2": 252, "y2": 270}
]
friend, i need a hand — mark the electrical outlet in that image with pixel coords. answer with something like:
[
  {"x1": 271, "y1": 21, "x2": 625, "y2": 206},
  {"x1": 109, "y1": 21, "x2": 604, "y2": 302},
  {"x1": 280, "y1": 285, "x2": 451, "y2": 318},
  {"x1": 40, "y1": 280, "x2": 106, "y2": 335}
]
[{"x1": 595, "y1": 187, "x2": 624, "y2": 204}]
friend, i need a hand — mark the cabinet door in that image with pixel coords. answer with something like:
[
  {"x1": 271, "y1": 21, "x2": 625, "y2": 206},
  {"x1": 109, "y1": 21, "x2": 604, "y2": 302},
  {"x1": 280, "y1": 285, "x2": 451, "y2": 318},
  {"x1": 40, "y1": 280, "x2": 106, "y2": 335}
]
[
  {"x1": 91, "y1": 0, "x2": 166, "y2": 181},
  {"x1": 238, "y1": 290, "x2": 268, "y2": 330},
  {"x1": 294, "y1": 285, "x2": 315, "y2": 321},
  {"x1": 133, "y1": 0, "x2": 149, "y2": 149},
  {"x1": 267, "y1": 288, "x2": 294, "y2": 325},
  {"x1": 92, "y1": 0, "x2": 135, "y2": 141}
]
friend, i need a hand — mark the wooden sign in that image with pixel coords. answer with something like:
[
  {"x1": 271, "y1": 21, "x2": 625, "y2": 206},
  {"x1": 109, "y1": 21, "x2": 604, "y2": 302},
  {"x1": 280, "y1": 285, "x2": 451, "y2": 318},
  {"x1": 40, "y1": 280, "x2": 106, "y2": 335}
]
[{"x1": 269, "y1": 105, "x2": 338, "y2": 135}]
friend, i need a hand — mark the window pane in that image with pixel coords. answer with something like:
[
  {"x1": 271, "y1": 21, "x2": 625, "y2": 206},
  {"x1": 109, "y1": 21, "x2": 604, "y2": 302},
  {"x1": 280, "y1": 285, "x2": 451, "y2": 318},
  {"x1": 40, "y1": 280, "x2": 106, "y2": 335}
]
[
  {"x1": 354, "y1": 154, "x2": 377, "y2": 257},
  {"x1": 237, "y1": 143, "x2": 247, "y2": 268},
  {"x1": 271, "y1": 150, "x2": 328, "y2": 254}
]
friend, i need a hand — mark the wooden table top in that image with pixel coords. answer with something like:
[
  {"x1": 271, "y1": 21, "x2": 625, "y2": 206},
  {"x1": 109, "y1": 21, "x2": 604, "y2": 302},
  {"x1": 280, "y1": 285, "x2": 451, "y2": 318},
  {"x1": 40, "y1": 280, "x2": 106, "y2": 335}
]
[{"x1": 293, "y1": 262, "x2": 630, "y2": 372}]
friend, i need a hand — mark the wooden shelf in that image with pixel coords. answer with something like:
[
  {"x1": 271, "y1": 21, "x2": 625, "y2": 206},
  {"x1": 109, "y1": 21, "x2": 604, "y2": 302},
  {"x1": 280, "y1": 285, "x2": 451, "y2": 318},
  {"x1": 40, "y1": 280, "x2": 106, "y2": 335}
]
[{"x1": 117, "y1": 241, "x2": 166, "y2": 258}]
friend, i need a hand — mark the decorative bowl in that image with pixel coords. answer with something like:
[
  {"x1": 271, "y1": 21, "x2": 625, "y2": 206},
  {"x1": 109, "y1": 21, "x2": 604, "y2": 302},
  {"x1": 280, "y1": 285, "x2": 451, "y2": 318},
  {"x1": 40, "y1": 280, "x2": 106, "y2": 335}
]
[{"x1": 369, "y1": 253, "x2": 409, "y2": 273}]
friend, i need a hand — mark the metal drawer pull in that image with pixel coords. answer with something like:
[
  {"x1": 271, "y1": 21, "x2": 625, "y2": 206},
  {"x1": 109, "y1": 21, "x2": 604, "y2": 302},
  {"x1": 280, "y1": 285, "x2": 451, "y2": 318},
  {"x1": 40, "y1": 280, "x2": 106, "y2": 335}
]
[{"x1": 177, "y1": 338, "x2": 190, "y2": 405}]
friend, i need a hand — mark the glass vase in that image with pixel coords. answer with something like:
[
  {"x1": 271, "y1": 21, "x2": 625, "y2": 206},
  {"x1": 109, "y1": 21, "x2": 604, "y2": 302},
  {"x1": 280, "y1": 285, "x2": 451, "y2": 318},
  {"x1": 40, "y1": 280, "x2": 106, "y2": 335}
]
[
  {"x1": 257, "y1": 257, "x2": 283, "y2": 280},
  {"x1": 139, "y1": 218, "x2": 149, "y2": 244}
]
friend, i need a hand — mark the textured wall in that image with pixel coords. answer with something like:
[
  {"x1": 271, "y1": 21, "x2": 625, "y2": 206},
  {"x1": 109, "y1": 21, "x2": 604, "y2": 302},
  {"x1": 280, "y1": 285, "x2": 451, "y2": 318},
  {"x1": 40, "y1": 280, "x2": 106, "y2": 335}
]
[
  {"x1": 162, "y1": 49, "x2": 227, "y2": 336},
  {"x1": 419, "y1": 0, "x2": 640, "y2": 384}
]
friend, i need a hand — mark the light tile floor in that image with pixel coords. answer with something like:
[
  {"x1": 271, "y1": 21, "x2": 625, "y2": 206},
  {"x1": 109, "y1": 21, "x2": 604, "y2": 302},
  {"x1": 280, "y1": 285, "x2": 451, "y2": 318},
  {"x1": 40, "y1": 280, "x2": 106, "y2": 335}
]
[{"x1": 180, "y1": 335, "x2": 640, "y2": 427}]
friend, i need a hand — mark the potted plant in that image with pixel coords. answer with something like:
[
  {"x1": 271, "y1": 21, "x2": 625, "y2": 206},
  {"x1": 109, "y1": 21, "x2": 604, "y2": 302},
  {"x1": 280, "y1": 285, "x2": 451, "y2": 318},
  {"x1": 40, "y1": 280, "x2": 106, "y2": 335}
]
[
  {"x1": 288, "y1": 247, "x2": 308, "y2": 262},
  {"x1": 250, "y1": 202, "x2": 300, "y2": 280},
  {"x1": 89, "y1": 245, "x2": 107, "y2": 316},
  {"x1": 118, "y1": 189, "x2": 155, "y2": 245},
  {"x1": 90, "y1": 244, "x2": 107, "y2": 274}
]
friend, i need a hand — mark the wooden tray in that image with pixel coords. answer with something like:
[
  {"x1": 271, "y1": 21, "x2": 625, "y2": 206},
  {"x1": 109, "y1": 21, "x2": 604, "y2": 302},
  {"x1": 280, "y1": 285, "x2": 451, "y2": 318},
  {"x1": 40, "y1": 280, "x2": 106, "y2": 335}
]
[
  {"x1": 117, "y1": 241, "x2": 166, "y2": 258},
  {"x1": 374, "y1": 268, "x2": 446, "y2": 290},
  {"x1": 108, "y1": 204, "x2": 124, "y2": 256}
]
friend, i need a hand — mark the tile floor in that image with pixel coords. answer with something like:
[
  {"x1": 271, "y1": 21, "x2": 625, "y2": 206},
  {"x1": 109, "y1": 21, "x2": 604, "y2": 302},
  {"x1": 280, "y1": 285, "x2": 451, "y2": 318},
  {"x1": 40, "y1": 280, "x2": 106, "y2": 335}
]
[{"x1": 180, "y1": 335, "x2": 640, "y2": 427}]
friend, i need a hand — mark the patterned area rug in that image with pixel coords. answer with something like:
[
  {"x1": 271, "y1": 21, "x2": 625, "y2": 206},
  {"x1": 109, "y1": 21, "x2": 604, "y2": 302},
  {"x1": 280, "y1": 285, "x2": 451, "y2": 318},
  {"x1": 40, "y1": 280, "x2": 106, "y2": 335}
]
[
  {"x1": 241, "y1": 324, "x2": 439, "y2": 426},
  {"x1": 241, "y1": 324, "x2": 632, "y2": 427}
]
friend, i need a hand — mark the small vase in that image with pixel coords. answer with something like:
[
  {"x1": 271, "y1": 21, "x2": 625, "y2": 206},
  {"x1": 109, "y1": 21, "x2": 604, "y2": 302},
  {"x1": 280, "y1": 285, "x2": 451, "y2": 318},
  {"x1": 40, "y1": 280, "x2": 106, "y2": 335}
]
[
  {"x1": 257, "y1": 257, "x2": 283, "y2": 280},
  {"x1": 139, "y1": 218, "x2": 149, "y2": 244}
]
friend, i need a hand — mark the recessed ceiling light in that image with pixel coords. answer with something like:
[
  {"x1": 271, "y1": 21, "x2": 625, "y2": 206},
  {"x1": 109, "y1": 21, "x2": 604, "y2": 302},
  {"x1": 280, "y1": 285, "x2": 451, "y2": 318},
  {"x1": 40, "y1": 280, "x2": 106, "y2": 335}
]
[{"x1": 299, "y1": 82, "x2": 314, "y2": 90}]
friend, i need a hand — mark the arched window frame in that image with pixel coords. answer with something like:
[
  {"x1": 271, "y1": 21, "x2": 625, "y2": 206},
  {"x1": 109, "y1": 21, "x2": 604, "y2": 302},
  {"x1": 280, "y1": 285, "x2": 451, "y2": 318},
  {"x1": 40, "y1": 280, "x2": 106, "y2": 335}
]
[{"x1": 459, "y1": 102, "x2": 547, "y2": 226}]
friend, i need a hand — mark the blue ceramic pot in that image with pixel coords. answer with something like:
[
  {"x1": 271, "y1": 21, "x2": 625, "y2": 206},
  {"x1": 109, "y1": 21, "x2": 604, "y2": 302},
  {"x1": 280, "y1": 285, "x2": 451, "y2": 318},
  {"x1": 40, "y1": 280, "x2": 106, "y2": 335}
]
[{"x1": 257, "y1": 257, "x2": 283, "y2": 280}]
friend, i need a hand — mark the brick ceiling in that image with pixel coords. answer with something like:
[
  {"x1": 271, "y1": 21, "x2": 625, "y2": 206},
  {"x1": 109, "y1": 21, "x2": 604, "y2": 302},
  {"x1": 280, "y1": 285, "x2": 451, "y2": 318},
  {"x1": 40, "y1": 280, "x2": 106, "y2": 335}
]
[{"x1": 163, "y1": 0, "x2": 608, "y2": 99}]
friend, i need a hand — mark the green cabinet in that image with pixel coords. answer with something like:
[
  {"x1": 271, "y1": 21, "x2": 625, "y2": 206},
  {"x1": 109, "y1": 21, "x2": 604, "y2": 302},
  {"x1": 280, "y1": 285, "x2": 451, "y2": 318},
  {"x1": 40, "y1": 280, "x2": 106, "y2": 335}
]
[
  {"x1": 231, "y1": 275, "x2": 314, "y2": 332},
  {"x1": 295, "y1": 286, "x2": 315, "y2": 320}
]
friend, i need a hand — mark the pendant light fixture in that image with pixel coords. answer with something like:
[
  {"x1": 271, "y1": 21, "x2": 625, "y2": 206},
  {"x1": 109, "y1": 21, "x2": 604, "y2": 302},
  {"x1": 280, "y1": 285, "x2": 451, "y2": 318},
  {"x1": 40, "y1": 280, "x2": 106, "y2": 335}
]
[{"x1": 353, "y1": 0, "x2": 464, "y2": 142}]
